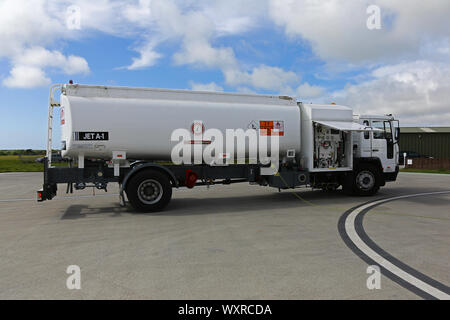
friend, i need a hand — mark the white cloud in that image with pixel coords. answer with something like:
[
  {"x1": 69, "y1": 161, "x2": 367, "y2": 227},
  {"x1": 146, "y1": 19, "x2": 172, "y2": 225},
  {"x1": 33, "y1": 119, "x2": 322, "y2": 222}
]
[
  {"x1": 3, "y1": 66, "x2": 51, "y2": 88},
  {"x1": 189, "y1": 81, "x2": 223, "y2": 92},
  {"x1": 269, "y1": 0, "x2": 450, "y2": 64},
  {"x1": 64, "y1": 56, "x2": 90, "y2": 75},
  {"x1": 124, "y1": 0, "x2": 286, "y2": 92},
  {"x1": 173, "y1": 37, "x2": 237, "y2": 70},
  {"x1": 0, "y1": 0, "x2": 275, "y2": 89},
  {"x1": 266, "y1": 0, "x2": 450, "y2": 124},
  {"x1": 127, "y1": 41, "x2": 162, "y2": 70},
  {"x1": 296, "y1": 82, "x2": 324, "y2": 99},
  {"x1": 1, "y1": 0, "x2": 450, "y2": 127},
  {"x1": 0, "y1": 0, "x2": 63, "y2": 58},
  {"x1": 150, "y1": 2, "x2": 240, "y2": 72},
  {"x1": 0, "y1": 0, "x2": 92, "y2": 88},
  {"x1": 55, "y1": 0, "x2": 131, "y2": 35},
  {"x1": 3, "y1": 47, "x2": 89, "y2": 88},
  {"x1": 123, "y1": 0, "x2": 264, "y2": 71},
  {"x1": 203, "y1": 0, "x2": 267, "y2": 35},
  {"x1": 225, "y1": 65, "x2": 298, "y2": 91},
  {"x1": 332, "y1": 60, "x2": 450, "y2": 125},
  {"x1": 123, "y1": 0, "x2": 153, "y2": 27},
  {"x1": 13, "y1": 47, "x2": 89, "y2": 74}
]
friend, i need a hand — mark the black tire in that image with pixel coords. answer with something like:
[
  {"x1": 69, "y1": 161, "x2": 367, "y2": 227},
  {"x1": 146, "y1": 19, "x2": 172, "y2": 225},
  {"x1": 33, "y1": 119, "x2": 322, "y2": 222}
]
[
  {"x1": 352, "y1": 164, "x2": 380, "y2": 196},
  {"x1": 126, "y1": 169, "x2": 172, "y2": 212}
]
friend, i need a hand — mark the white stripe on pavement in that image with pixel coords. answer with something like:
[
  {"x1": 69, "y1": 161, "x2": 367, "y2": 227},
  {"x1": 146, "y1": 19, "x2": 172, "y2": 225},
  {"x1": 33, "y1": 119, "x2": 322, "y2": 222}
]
[{"x1": 344, "y1": 191, "x2": 450, "y2": 300}]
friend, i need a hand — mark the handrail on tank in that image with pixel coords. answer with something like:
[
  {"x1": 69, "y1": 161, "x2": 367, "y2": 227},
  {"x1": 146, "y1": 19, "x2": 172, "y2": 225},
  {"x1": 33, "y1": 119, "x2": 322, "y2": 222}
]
[{"x1": 46, "y1": 84, "x2": 63, "y2": 167}]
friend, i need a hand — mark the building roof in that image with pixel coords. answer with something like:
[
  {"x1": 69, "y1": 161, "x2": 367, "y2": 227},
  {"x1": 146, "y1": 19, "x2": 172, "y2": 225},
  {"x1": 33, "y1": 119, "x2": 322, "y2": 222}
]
[{"x1": 401, "y1": 127, "x2": 450, "y2": 133}]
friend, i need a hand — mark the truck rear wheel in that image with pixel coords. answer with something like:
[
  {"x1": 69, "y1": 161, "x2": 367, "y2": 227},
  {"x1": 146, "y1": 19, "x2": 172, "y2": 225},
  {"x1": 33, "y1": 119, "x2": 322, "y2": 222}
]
[
  {"x1": 353, "y1": 165, "x2": 380, "y2": 196},
  {"x1": 126, "y1": 170, "x2": 172, "y2": 212}
]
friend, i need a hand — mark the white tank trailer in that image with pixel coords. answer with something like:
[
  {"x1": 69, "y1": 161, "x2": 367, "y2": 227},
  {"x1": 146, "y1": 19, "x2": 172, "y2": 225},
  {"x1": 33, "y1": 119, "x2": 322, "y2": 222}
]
[
  {"x1": 60, "y1": 84, "x2": 301, "y2": 162},
  {"x1": 38, "y1": 83, "x2": 400, "y2": 212}
]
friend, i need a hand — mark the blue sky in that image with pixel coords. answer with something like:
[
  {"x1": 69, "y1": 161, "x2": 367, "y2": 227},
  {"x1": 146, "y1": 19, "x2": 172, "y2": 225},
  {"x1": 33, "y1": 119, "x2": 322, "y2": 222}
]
[{"x1": 1, "y1": 0, "x2": 450, "y2": 149}]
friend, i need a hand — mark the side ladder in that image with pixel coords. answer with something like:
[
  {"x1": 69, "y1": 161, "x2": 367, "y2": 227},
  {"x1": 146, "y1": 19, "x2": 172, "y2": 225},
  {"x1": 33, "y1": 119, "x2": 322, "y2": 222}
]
[{"x1": 46, "y1": 84, "x2": 62, "y2": 167}]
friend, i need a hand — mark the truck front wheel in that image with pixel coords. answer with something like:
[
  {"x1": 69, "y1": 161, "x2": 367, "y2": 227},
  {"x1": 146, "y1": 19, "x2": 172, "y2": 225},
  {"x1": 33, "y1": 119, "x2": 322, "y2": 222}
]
[
  {"x1": 126, "y1": 170, "x2": 172, "y2": 212},
  {"x1": 353, "y1": 165, "x2": 380, "y2": 196}
]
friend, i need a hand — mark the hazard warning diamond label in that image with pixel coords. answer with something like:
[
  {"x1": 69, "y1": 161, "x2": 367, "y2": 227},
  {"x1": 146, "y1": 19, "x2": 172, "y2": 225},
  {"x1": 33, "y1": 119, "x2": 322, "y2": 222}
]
[
  {"x1": 247, "y1": 120, "x2": 259, "y2": 130},
  {"x1": 259, "y1": 120, "x2": 284, "y2": 136}
]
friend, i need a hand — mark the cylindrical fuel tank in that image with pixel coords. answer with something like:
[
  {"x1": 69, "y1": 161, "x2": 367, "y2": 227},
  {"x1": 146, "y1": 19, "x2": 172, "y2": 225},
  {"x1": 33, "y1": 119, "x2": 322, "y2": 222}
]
[{"x1": 60, "y1": 85, "x2": 301, "y2": 162}]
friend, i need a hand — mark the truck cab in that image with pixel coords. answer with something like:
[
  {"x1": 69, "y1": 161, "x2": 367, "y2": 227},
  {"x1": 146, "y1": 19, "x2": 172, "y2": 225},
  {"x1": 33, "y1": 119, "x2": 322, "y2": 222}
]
[{"x1": 353, "y1": 114, "x2": 400, "y2": 183}]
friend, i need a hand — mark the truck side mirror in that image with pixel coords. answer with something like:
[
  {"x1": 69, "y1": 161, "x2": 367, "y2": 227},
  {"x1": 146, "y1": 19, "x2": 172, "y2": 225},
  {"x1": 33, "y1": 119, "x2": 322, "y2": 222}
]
[{"x1": 395, "y1": 127, "x2": 400, "y2": 141}]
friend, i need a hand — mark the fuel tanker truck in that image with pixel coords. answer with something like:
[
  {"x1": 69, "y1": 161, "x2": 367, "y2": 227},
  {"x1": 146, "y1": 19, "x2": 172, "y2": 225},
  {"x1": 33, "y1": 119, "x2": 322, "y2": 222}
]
[{"x1": 37, "y1": 83, "x2": 400, "y2": 212}]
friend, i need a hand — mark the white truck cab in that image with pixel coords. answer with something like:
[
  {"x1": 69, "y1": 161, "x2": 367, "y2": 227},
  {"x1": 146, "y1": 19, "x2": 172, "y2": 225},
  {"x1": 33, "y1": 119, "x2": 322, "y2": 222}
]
[{"x1": 353, "y1": 114, "x2": 400, "y2": 189}]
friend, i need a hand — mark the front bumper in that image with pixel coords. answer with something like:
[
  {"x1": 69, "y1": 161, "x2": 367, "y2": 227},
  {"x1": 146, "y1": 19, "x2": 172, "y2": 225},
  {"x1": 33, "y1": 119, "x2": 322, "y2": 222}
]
[{"x1": 383, "y1": 165, "x2": 399, "y2": 182}]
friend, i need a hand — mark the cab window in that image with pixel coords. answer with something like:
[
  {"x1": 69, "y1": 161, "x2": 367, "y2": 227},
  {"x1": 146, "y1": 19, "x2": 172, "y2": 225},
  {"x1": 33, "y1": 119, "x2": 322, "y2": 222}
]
[
  {"x1": 372, "y1": 121, "x2": 385, "y2": 139},
  {"x1": 384, "y1": 121, "x2": 392, "y2": 140}
]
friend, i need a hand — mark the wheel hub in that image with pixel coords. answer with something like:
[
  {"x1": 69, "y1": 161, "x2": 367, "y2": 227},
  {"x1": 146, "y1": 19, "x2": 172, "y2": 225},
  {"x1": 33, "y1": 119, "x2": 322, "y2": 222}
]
[
  {"x1": 356, "y1": 171, "x2": 375, "y2": 190},
  {"x1": 137, "y1": 179, "x2": 163, "y2": 204}
]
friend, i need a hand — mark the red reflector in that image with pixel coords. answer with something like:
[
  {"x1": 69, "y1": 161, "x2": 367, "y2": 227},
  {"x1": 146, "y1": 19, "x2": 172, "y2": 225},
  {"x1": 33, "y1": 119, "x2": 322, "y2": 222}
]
[{"x1": 185, "y1": 169, "x2": 198, "y2": 188}]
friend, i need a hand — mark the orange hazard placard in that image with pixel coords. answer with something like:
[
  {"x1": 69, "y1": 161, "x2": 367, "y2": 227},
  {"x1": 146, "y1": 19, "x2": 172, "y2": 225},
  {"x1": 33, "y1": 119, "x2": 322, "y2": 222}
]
[{"x1": 259, "y1": 120, "x2": 284, "y2": 136}]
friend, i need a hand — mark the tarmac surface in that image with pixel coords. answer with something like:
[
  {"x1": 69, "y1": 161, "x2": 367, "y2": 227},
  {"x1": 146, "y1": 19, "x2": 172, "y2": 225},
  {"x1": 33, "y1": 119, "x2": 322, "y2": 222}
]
[{"x1": 0, "y1": 172, "x2": 448, "y2": 299}]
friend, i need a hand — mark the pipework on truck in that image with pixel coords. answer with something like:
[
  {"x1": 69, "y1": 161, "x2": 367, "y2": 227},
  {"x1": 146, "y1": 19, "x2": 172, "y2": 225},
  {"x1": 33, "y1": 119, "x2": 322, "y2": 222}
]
[{"x1": 37, "y1": 83, "x2": 400, "y2": 212}]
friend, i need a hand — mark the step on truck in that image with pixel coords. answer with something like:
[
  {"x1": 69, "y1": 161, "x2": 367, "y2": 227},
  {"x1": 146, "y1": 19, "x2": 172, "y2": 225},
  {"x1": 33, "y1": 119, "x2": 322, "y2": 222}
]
[{"x1": 37, "y1": 83, "x2": 400, "y2": 212}]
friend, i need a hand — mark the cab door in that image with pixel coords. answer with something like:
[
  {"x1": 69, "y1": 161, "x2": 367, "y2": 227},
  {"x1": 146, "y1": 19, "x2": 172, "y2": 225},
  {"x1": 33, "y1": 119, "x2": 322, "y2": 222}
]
[
  {"x1": 384, "y1": 121, "x2": 394, "y2": 159},
  {"x1": 358, "y1": 119, "x2": 373, "y2": 158},
  {"x1": 371, "y1": 120, "x2": 396, "y2": 172},
  {"x1": 371, "y1": 120, "x2": 387, "y2": 160}
]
